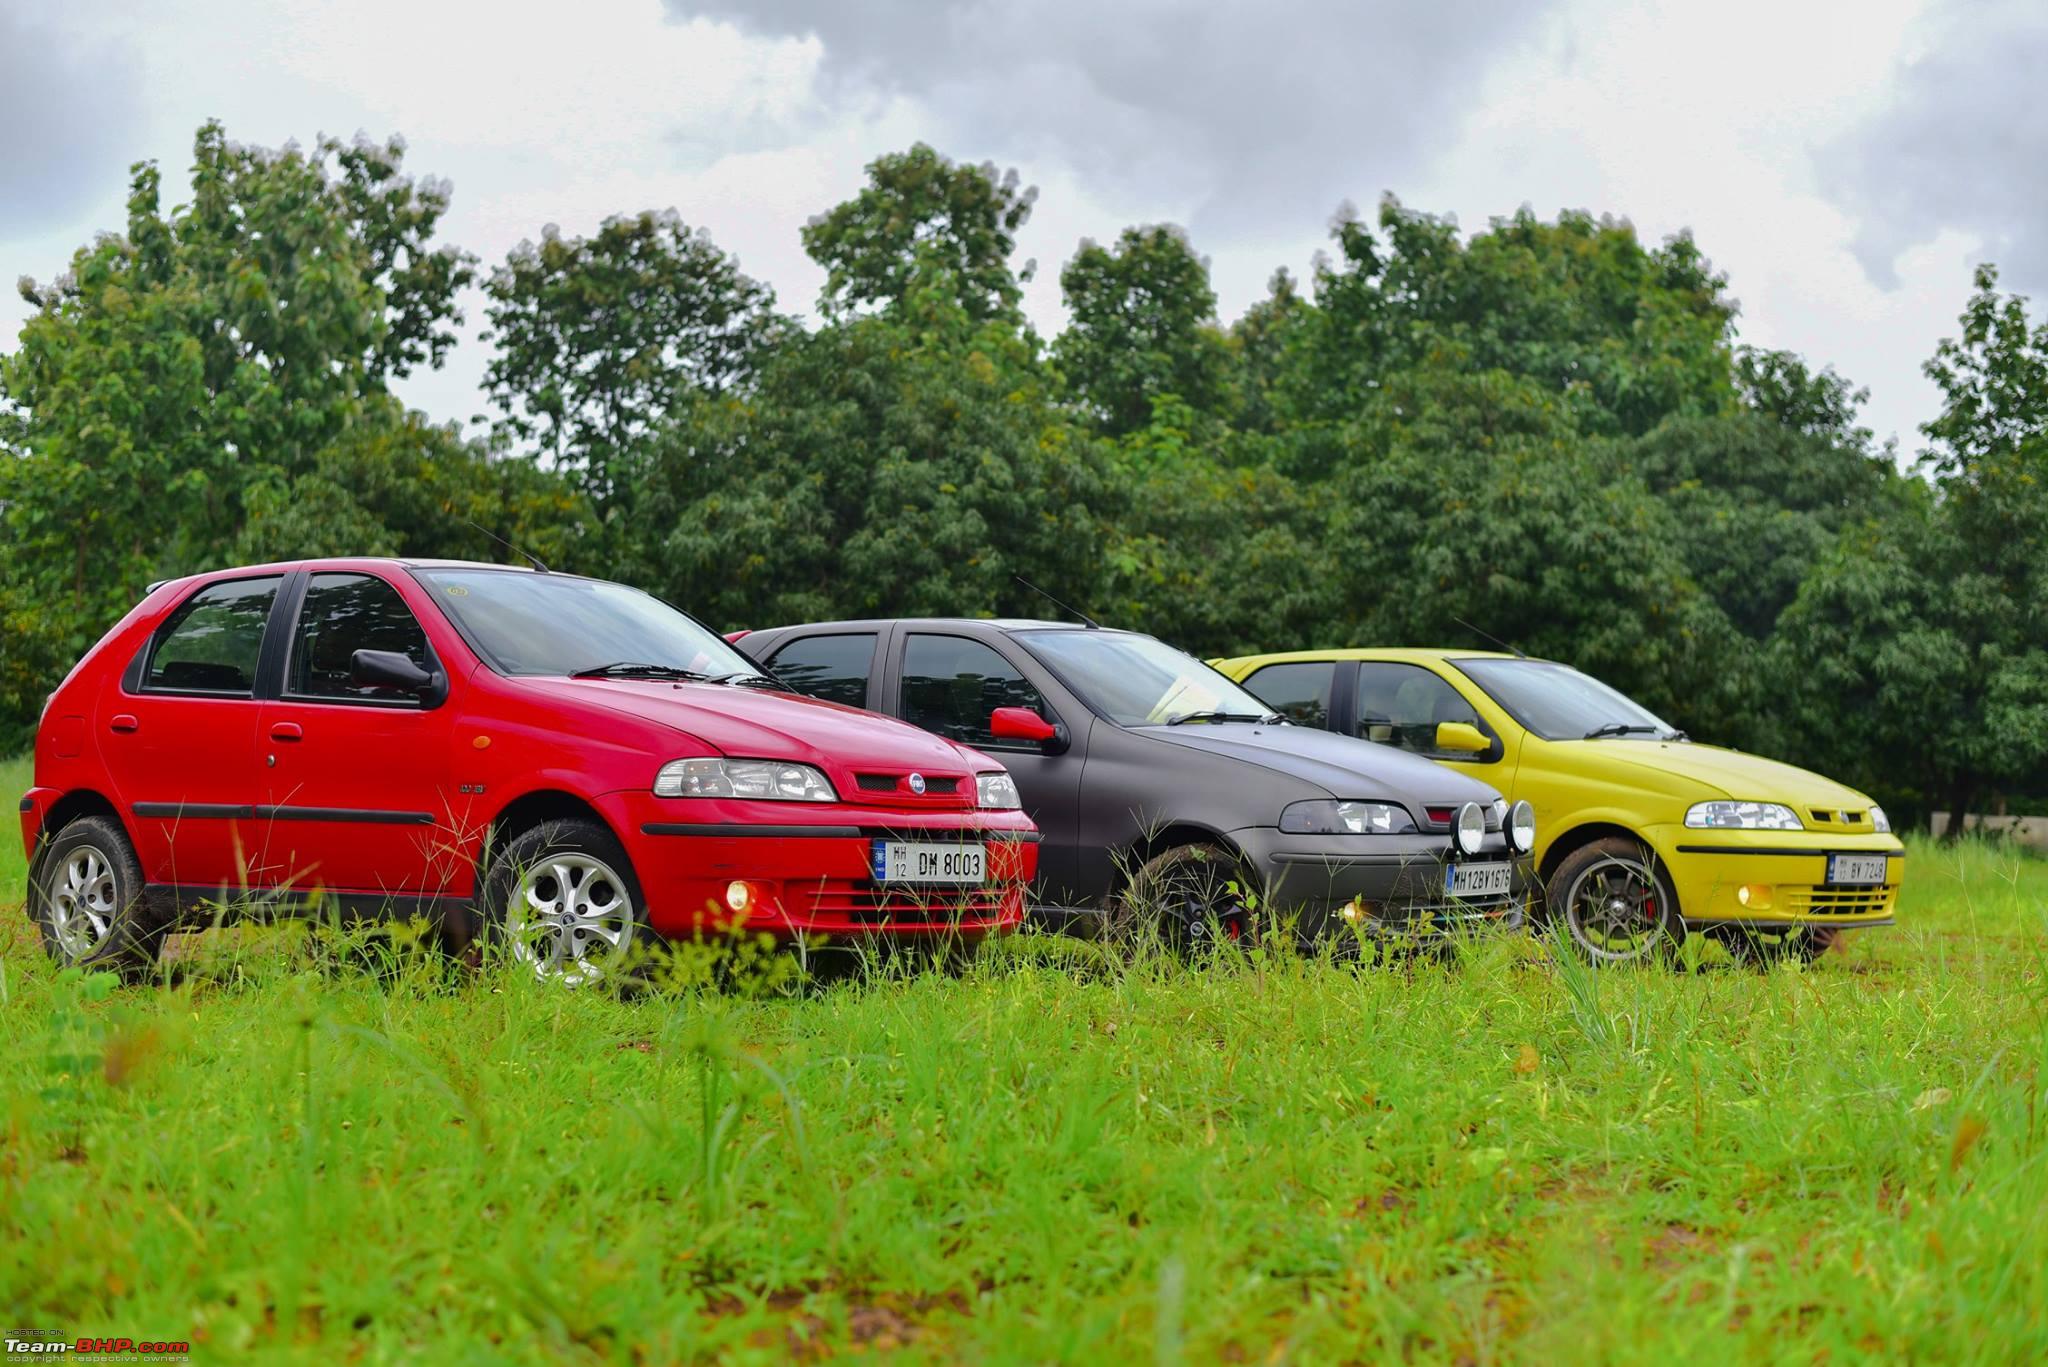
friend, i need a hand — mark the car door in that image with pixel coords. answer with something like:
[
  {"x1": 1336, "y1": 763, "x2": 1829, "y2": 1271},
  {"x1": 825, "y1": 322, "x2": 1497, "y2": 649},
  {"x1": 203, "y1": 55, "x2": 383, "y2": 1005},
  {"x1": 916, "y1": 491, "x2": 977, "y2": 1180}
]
[
  {"x1": 111, "y1": 572, "x2": 288, "y2": 896},
  {"x1": 257, "y1": 569, "x2": 461, "y2": 905},
  {"x1": 888, "y1": 630, "x2": 1087, "y2": 902},
  {"x1": 1351, "y1": 660, "x2": 1520, "y2": 791}
]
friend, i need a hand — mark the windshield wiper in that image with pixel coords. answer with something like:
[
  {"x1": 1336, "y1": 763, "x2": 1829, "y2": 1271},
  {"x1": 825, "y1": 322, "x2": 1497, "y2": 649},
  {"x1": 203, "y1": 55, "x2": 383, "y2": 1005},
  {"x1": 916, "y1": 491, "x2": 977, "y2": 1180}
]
[
  {"x1": 570, "y1": 661, "x2": 712, "y2": 681},
  {"x1": 705, "y1": 672, "x2": 793, "y2": 692},
  {"x1": 1582, "y1": 723, "x2": 1662, "y2": 740},
  {"x1": 1166, "y1": 710, "x2": 1283, "y2": 726}
]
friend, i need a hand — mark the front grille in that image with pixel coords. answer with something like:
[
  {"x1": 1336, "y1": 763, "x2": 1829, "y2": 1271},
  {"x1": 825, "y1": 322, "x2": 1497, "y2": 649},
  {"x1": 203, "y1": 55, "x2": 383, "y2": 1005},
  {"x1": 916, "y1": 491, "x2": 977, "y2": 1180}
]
[
  {"x1": 854, "y1": 773, "x2": 961, "y2": 795},
  {"x1": 793, "y1": 880, "x2": 1010, "y2": 926},
  {"x1": 1806, "y1": 809, "x2": 1871, "y2": 833},
  {"x1": 1781, "y1": 885, "x2": 1896, "y2": 917}
]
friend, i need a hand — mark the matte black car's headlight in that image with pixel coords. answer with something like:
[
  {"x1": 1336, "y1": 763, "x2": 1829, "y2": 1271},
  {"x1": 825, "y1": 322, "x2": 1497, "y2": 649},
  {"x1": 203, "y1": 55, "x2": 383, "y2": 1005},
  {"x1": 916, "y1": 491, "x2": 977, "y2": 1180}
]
[{"x1": 1280, "y1": 800, "x2": 1417, "y2": 835}]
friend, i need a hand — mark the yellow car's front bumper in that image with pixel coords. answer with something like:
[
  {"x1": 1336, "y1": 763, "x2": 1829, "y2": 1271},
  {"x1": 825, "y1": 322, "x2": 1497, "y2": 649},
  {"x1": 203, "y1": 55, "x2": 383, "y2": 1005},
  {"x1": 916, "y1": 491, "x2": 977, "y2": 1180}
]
[{"x1": 1646, "y1": 826, "x2": 1905, "y2": 929}]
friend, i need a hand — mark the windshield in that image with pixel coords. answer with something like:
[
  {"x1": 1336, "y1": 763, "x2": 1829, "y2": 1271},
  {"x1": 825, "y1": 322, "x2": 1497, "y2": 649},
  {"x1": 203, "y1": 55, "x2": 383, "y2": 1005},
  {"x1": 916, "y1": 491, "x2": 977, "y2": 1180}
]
[
  {"x1": 1019, "y1": 630, "x2": 1278, "y2": 726},
  {"x1": 414, "y1": 568, "x2": 761, "y2": 679},
  {"x1": 1454, "y1": 658, "x2": 1678, "y2": 741}
]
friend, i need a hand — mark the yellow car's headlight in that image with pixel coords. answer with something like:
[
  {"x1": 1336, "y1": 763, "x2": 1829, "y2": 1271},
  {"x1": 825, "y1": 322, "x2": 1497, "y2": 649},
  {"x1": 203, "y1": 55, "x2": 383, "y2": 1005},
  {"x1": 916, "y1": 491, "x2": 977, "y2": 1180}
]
[
  {"x1": 1684, "y1": 800, "x2": 1802, "y2": 831},
  {"x1": 1869, "y1": 805, "x2": 1891, "y2": 833}
]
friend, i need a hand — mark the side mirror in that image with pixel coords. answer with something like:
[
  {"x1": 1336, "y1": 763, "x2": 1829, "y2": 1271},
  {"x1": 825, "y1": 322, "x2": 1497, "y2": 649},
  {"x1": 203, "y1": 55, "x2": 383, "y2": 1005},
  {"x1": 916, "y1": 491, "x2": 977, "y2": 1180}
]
[
  {"x1": 1434, "y1": 721, "x2": 1492, "y2": 755},
  {"x1": 352, "y1": 648, "x2": 438, "y2": 695},
  {"x1": 991, "y1": 706, "x2": 1064, "y2": 751}
]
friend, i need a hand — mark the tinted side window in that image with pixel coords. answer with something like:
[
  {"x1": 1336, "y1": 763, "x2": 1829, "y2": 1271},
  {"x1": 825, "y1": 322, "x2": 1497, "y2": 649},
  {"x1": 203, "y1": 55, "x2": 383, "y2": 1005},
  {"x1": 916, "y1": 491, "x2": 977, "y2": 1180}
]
[
  {"x1": 146, "y1": 576, "x2": 282, "y2": 695},
  {"x1": 1356, "y1": 662, "x2": 1483, "y2": 759},
  {"x1": 901, "y1": 634, "x2": 1047, "y2": 748},
  {"x1": 1240, "y1": 661, "x2": 1335, "y2": 728},
  {"x1": 767, "y1": 633, "x2": 876, "y2": 708},
  {"x1": 288, "y1": 573, "x2": 432, "y2": 702}
]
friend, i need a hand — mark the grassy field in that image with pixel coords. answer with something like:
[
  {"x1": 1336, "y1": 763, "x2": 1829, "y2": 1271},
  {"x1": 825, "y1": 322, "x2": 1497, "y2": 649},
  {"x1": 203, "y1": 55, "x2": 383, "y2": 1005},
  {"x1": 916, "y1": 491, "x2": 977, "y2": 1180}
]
[{"x1": 4, "y1": 750, "x2": 2045, "y2": 1362}]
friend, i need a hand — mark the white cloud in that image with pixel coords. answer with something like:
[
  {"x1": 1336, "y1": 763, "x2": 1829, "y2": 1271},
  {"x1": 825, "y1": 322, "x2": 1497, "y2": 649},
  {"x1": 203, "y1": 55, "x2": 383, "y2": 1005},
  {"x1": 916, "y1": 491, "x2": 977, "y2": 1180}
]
[{"x1": 0, "y1": 0, "x2": 2024, "y2": 457}]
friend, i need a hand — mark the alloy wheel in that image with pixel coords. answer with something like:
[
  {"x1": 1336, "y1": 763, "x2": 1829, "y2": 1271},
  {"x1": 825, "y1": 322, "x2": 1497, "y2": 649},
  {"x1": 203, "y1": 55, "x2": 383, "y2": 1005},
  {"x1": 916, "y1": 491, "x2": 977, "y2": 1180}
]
[
  {"x1": 1562, "y1": 854, "x2": 1669, "y2": 964},
  {"x1": 506, "y1": 852, "x2": 638, "y2": 985},
  {"x1": 48, "y1": 845, "x2": 119, "y2": 962}
]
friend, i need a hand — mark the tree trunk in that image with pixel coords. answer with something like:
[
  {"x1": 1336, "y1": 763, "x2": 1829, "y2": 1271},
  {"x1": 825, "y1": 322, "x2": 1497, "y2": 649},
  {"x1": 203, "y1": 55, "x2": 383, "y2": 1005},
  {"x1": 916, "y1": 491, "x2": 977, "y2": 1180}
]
[{"x1": 1942, "y1": 777, "x2": 1976, "y2": 841}]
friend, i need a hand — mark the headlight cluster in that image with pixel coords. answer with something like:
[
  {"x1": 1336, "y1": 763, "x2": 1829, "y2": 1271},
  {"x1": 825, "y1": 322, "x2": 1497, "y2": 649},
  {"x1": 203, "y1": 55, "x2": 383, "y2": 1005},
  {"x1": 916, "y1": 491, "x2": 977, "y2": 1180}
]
[
  {"x1": 654, "y1": 758, "x2": 835, "y2": 801},
  {"x1": 976, "y1": 772, "x2": 1022, "y2": 809},
  {"x1": 1280, "y1": 800, "x2": 1417, "y2": 835},
  {"x1": 1869, "y1": 805, "x2": 1891, "y2": 834},
  {"x1": 1684, "y1": 800, "x2": 1802, "y2": 830}
]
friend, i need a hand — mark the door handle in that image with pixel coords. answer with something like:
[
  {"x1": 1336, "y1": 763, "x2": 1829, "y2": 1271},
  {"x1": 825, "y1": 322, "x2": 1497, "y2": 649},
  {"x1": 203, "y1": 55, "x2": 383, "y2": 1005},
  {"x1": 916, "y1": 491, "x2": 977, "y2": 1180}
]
[
  {"x1": 110, "y1": 714, "x2": 139, "y2": 733},
  {"x1": 270, "y1": 722, "x2": 304, "y2": 742}
]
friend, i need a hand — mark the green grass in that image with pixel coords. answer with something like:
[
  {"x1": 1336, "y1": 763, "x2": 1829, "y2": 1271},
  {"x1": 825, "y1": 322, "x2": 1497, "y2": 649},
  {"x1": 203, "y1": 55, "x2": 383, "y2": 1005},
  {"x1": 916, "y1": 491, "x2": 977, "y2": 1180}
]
[{"x1": 4, "y1": 761, "x2": 2046, "y2": 1361}]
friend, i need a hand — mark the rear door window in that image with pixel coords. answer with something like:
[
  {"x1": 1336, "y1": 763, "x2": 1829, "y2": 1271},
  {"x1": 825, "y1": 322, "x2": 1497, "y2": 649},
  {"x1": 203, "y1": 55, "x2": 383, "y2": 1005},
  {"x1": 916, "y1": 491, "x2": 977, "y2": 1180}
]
[
  {"x1": 145, "y1": 576, "x2": 283, "y2": 696},
  {"x1": 767, "y1": 633, "x2": 878, "y2": 708},
  {"x1": 1239, "y1": 661, "x2": 1336, "y2": 728},
  {"x1": 900, "y1": 634, "x2": 1048, "y2": 749}
]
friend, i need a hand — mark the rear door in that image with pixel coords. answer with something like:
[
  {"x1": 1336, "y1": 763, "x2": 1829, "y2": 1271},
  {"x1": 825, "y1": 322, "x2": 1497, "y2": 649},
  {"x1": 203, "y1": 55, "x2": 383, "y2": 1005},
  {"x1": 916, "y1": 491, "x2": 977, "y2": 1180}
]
[
  {"x1": 112, "y1": 572, "x2": 288, "y2": 896},
  {"x1": 257, "y1": 570, "x2": 461, "y2": 904}
]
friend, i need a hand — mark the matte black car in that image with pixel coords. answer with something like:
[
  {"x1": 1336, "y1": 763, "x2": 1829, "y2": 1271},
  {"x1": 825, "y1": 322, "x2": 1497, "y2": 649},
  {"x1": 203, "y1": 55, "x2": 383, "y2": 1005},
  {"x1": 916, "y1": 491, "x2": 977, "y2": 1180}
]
[{"x1": 731, "y1": 618, "x2": 1537, "y2": 944}]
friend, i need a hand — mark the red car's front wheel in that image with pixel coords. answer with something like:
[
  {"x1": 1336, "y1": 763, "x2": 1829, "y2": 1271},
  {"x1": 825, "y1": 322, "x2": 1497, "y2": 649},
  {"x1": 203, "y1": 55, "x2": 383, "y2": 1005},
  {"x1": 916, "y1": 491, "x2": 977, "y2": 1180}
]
[{"x1": 481, "y1": 818, "x2": 654, "y2": 985}]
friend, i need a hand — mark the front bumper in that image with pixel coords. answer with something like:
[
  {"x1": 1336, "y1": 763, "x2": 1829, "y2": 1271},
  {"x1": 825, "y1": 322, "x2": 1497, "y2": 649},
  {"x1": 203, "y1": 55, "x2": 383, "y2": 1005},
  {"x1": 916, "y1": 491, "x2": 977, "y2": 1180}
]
[
  {"x1": 1231, "y1": 826, "x2": 1534, "y2": 939},
  {"x1": 603, "y1": 791, "x2": 1040, "y2": 940},
  {"x1": 1651, "y1": 826, "x2": 1905, "y2": 928}
]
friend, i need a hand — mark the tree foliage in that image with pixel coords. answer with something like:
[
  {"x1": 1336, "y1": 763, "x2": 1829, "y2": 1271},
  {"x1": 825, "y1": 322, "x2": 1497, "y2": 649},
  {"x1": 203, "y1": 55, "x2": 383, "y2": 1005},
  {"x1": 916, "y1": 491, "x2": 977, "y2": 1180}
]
[
  {"x1": 800, "y1": 144, "x2": 1036, "y2": 323},
  {"x1": 482, "y1": 211, "x2": 782, "y2": 521},
  {"x1": 8, "y1": 127, "x2": 2048, "y2": 831}
]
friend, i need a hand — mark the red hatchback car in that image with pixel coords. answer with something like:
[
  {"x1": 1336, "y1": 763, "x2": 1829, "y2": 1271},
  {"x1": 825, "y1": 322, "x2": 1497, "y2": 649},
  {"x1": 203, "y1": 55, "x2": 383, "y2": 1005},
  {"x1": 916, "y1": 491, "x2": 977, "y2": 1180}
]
[{"x1": 20, "y1": 559, "x2": 1038, "y2": 981}]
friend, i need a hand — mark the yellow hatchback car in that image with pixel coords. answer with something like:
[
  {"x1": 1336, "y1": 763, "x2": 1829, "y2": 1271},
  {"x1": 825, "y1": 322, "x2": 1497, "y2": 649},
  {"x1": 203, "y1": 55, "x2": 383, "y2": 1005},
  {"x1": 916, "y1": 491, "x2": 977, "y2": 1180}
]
[{"x1": 1212, "y1": 649, "x2": 1904, "y2": 965}]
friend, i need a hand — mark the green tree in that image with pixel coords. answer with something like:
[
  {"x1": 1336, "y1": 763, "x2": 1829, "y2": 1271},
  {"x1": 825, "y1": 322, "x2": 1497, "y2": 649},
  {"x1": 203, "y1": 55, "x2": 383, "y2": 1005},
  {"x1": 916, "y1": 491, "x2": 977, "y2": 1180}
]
[
  {"x1": 1628, "y1": 352, "x2": 1899, "y2": 643},
  {"x1": 1054, "y1": 225, "x2": 1232, "y2": 437},
  {"x1": 1300, "y1": 197, "x2": 1736, "y2": 435},
  {"x1": 630, "y1": 278, "x2": 1111, "y2": 628},
  {"x1": 1318, "y1": 369, "x2": 1744, "y2": 733},
  {"x1": 1776, "y1": 266, "x2": 2048, "y2": 830},
  {"x1": 800, "y1": 144, "x2": 1036, "y2": 323},
  {"x1": 482, "y1": 211, "x2": 782, "y2": 520},
  {"x1": 0, "y1": 121, "x2": 554, "y2": 746}
]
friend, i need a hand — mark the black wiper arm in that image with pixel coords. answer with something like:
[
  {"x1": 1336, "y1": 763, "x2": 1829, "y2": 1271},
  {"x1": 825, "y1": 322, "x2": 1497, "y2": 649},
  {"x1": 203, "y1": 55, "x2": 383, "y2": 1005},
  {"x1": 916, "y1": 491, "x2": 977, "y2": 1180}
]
[
  {"x1": 1583, "y1": 722, "x2": 1660, "y2": 739},
  {"x1": 706, "y1": 672, "x2": 793, "y2": 692},
  {"x1": 570, "y1": 661, "x2": 711, "y2": 680},
  {"x1": 1166, "y1": 710, "x2": 1284, "y2": 726}
]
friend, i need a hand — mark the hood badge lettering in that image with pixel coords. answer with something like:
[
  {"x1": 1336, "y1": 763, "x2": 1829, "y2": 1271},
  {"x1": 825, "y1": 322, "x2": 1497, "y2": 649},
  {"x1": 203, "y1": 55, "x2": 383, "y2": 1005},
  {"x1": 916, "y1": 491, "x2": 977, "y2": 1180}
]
[{"x1": 907, "y1": 773, "x2": 926, "y2": 795}]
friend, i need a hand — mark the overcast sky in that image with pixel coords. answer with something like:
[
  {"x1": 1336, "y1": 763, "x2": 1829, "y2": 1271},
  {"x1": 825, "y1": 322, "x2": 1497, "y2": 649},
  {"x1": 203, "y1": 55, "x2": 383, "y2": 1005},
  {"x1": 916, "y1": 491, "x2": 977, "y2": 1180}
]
[{"x1": 4, "y1": 0, "x2": 2042, "y2": 457}]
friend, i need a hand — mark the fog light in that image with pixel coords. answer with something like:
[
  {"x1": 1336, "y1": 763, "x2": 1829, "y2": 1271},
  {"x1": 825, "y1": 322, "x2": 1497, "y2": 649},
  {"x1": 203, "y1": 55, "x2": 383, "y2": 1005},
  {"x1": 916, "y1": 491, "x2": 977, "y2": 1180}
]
[
  {"x1": 1341, "y1": 898, "x2": 1374, "y2": 922},
  {"x1": 725, "y1": 880, "x2": 753, "y2": 912},
  {"x1": 1736, "y1": 883, "x2": 1774, "y2": 911}
]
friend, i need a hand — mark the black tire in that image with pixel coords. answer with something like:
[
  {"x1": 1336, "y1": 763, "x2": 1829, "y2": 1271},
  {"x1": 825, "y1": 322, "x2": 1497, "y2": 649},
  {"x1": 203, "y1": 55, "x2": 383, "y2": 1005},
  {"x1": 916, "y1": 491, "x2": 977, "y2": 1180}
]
[
  {"x1": 1713, "y1": 924, "x2": 1835, "y2": 967},
  {"x1": 1544, "y1": 836, "x2": 1684, "y2": 967},
  {"x1": 27, "y1": 815, "x2": 165, "y2": 977},
  {"x1": 1120, "y1": 843, "x2": 1253, "y2": 955},
  {"x1": 477, "y1": 818, "x2": 658, "y2": 985}
]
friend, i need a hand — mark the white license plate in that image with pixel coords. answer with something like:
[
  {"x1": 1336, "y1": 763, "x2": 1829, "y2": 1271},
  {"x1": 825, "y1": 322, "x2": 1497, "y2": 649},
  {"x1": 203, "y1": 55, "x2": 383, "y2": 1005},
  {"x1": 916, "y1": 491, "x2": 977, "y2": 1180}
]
[
  {"x1": 1827, "y1": 854, "x2": 1888, "y2": 886},
  {"x1": 871, "y1": 841, "x2": 986, "y2": 885},
  {"x1": 1444, "y1": 862, "x2": 1513, "y2": 899}
]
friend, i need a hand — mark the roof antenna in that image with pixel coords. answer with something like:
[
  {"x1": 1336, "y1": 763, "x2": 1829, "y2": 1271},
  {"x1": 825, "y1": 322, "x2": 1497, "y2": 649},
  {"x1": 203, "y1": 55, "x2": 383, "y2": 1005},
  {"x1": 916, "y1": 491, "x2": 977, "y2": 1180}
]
[
  {"x1": 1453, "y1": 616, "x2": 1526, "y2": 659},
  {"x1": 461, "y1": 517, "x2": 551, "y2": 574},
  {"x1": 1012, "y1": 573, "x2": 1100, "y2": 629}
]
